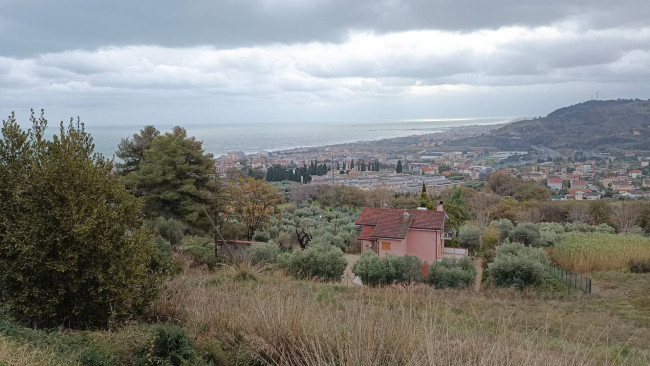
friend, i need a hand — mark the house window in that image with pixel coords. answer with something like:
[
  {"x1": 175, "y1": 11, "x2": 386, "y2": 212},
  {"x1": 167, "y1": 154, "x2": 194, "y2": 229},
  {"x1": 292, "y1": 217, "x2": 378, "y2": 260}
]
[{"x1": 382, "y1": 241, "x2": 391, "y2": 251}]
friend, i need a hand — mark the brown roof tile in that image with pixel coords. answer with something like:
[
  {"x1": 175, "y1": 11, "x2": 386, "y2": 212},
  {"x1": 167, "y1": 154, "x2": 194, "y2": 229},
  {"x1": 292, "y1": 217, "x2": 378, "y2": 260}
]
[
  {"x1": 356, "y1": 207, "x2": 445, "y2": 234},
  {"x1": 372, "y1": 212, "x2": 413, "y2": 239},
  {"x1": 358, "y1": 225, "x2": 375, "y2": 241}
]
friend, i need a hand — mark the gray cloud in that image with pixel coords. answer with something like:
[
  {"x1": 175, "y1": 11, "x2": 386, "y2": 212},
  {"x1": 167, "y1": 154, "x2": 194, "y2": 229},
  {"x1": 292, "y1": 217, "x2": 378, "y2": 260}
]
[
  {"x1": 1, "y1": 0, "x2": 649, "y2": 126},
  {"x1": 1, "y1": 0, "x2": 649, "y2": 56}
]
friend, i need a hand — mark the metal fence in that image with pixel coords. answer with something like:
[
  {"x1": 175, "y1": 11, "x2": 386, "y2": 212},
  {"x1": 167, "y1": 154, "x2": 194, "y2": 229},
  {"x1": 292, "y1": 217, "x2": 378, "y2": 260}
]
[{"x1": 548, "y1": 264, "x2": 592, "y2": 294}]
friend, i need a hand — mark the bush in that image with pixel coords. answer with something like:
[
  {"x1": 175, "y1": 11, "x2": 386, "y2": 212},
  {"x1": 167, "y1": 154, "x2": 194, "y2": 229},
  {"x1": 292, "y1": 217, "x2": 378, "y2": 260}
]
[
  {"x1": 148, "y1": 217, "x2": 186, "y2": 248},
  {"x1": 0, "y1": 114, "x2": 160, "y2": 329},
  {"x1": 137, "y1": 324, "x2": 195, "y2": 366},
  {"x1": 458, "y1": 225, "x2": 481, "y2": 250},
  {"x1": 247, "y1": 242, "x2": 280, "y2": 265},
  {"x1": 426, "y1": 257, "x2": 476, "y2": 289},
  {"x1": 628, "y1": 226, "x2": 646, "y2": 236},
  {"x1": 509, "y1": 223, "x2": 541, "y2": 247},
  {"x1": 487, "y1": 242, "x2": 549, "y2": 289},
  {"x1": 252, "y1": 230, "x2": 271, "y2": 242},
  {"x1": 483, "y1": 226, "x2": 500, "y2": 250},
  {"x1": 629, "y1": 260, "x2": 650, "y2": 273},
  {"x1": 491, "y1": 218, "x2": 514, "y2": 242},
  {"x1": 352, "y1": 251, "x2": 424, "y2": 286},
  {"x1": 184, "y1": 246, "x2": 218, "y2": 270},
  {"x1": 388, "y1": 255, "x2": 424, "y2": 284},
  {"x1": 352, "y1": 250, "x2": 392, "y2": 286},
  {"x1": 278, "y1": 243, "x2": 347, "y2": 282},
  {"x1": 537, "y1": 222, "x2": 566, "y2": 247}
]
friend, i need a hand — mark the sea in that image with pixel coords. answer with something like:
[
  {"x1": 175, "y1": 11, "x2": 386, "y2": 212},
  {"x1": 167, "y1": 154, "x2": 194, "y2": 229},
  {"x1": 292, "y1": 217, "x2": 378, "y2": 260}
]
[{"x1": 84, "y1": 117, "x2": 512, "y2": 158}]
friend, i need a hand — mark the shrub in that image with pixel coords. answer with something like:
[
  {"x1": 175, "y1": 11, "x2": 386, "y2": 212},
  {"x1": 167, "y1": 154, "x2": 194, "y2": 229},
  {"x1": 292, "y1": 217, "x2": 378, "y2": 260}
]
[
  {"x1": 554, "y1": 233, "x2": 650, "y2": 272},
  {"x1": 352, "y1": 250, "x2": 392, "y2": 286},
  {"x1": 352, "y1": 251, "x2": 424, "y2": 286},
  {"x1": 537, "y1": 223, "x2": 565, "y2": 247},
  {"x1": 458, "y1": 225, "x2": 481, "y2": 250},
  {"x1": 388, "y1": 255, "x2": 424, "y2": 284},
  {"x1": 252, "y1": 230, "x2": 271, "y2": 242},
  {"x1": 491, "y1": 218, "x2": 514, "y2": 242},
  {"x1": 278, "y1": 243, "x2": 347, "y2": 282},
  {"x1": 426, "y1": 257, "x2": 476, "y2": 289},
  {"x1": 0, "y1": 114, "x2": 160, "y2": 329},
  {"x1": 137, "y1": 324, "x2": 195, "y2": 366},
  {"x1": 629, "y1": 260, "x2": 650, "y2": 273},
  {"x1": 247, "y1": 242, "x2": 280, "y2": 265},
  {"x1": 184, "y1": 246, "x2": 219, "y2": 270},
  {"x1": 509, "y1": 223, "x2": 541, "y2": 247},
  {"x1": 148, "y1": 217, "x2": 186, "y2": 248},
  {"x1": 627, "y1": 226, "x2": 646, "y2": 236},
  {"x1": 483, "y1": 226, "x2": 500, "y2": 250},
  {"x1": 487, "y1": 242, "x2": 549, "y2": 289}
]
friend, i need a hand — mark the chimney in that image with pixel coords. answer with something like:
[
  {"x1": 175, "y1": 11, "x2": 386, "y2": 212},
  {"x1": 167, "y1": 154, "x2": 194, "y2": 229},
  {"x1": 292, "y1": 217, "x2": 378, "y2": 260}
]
[{"x1": 437, "y1": 200, "x2": 444, "y2": 212}]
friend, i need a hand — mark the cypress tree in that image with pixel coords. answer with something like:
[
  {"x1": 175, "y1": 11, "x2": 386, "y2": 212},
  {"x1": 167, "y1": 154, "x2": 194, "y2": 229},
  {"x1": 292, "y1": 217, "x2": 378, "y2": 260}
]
[{"x1": 396, "y1": 160, "x2": 403, "y2": 173}]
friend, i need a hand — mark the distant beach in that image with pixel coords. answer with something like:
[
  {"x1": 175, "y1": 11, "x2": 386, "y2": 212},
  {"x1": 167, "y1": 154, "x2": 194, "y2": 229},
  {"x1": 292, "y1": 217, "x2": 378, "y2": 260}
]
[{"x1": 85, "y1": 117, "x2": 513, "y2": 158}]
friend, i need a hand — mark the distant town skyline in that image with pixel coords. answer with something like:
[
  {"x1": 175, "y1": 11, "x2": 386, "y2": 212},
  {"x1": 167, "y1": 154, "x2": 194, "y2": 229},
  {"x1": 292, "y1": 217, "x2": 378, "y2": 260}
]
[{"x1": 1, "y1": 0, "x2": 649, "y2": 126}]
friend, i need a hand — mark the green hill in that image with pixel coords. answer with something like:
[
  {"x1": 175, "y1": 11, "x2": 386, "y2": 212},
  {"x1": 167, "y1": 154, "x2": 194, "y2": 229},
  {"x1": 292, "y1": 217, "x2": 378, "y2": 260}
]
[{"x1": 450, "y1": 99, "x2": 650, "y2": 151}]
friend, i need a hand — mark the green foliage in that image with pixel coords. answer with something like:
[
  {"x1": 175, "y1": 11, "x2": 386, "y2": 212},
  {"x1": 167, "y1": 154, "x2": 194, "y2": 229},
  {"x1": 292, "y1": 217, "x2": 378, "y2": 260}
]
[
  {"x1": 278, "y1": 243, "x2": 347, "y2": 282},
  {"x1": 396, "y1": 160, "x2": 403, "y2": 173},
  {"x1": 491, "y1": 218, "x2": 514, "y2": 242},
  {"x1": 252, "y1": 230, "x2": 271, "y2": 242},
  {"x1": 487, "y1": 242, "x2": 549, "y2": 289},
  {"x1": 589, "y1": 200, "x2": 612, "y2": 225},
  {"x1": 352, "y1": 251, "x2": 423, "y2": 286},
  {"x1": 183, "y1": 246, "x2": 219, "y2": 270},
  {"x1": 458, "y1": 225, "x2": 481, "y2": 250},
  {"x1": 0, "y1": 111, "x2": 161, "y2": 329},
  {"x1": 115, "y1": 125, "x2": 160, "y2": 175},
  {"x1": 247, "y1": 242, "x2": 280, "y2": 265},
  {"x1": 442, "y1": 188, "x2": 470, "y2": 233},
  {"x1": 426, "y1": 257, "x2": 476, "y2": 289},
  {"x1": 268, "y1": 204, "x2": 360, "y2": 251},
  {"x1": 148, "y1": 217, "x2": 186, "y2": 248},
  {"x1": 509, "y1": 223, "x2": 541, "y2": 247},
  {"x1": 137, "y1": 324, "x2": 195, "y2": 366},
  {"x1": 125, "y1": 127, "x2": 222, "y2": 237}
]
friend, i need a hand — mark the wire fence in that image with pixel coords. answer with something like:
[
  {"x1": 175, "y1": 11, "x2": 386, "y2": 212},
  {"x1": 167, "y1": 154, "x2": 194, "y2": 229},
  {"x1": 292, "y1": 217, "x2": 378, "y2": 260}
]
[{"x1": 548, "y1": 264, "x2": 592, "y2": 294}]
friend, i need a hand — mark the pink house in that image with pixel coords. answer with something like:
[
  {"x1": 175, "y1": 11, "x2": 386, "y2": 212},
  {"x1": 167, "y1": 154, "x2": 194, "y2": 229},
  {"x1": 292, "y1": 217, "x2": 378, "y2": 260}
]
[{"x1": 356, "y1": 206, "x2": 460, "y2": 264}]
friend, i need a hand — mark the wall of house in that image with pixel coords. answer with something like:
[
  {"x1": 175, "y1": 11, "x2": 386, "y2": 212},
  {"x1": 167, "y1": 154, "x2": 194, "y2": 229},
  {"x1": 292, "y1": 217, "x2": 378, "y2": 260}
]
[
  {"x1": 405, "y1": 229, "x2": 439, "y2": 264},
  {"x1": 376, "y1": 238, "x2": 407, "y2": 257}
]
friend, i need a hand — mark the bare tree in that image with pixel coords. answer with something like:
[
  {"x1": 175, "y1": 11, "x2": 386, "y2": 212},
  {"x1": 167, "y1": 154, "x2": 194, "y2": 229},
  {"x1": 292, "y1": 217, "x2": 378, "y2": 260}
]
[
  {"x1": 614, "y1": 202, "x2": 642, "y2": 233},
  {"x1": 515, "y1": 207, "x2": 543, "y2": 223},
  {"x1": 568, "y1": 204, "x2": 591, "y2": 223}
]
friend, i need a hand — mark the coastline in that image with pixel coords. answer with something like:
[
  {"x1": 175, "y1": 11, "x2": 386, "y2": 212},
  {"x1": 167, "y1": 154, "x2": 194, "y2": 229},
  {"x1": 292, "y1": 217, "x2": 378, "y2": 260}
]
[{"x1": 257, "y1": 121, "x2": 511, "y2": 158}]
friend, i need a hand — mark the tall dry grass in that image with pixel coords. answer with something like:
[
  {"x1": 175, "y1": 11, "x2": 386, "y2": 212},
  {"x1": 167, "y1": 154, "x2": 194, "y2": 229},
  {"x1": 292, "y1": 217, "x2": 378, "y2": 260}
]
[
  {"x1": 0, "y1": 336, "x2": 54, "y2": 366},
  {"x1": 554, "y1": 233, "x2": 650, "y2": 273},
  {"x1": 150, "y1": 265, "x2": 649, "y2": 365}
]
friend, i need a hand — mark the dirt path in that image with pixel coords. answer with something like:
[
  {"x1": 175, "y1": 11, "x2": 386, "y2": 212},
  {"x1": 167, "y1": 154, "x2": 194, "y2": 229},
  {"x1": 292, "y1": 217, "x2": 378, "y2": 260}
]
[
  {"x1": 474, "y1": 257, "x2": 484, "y2": 292},
  {"x1": 342, "y1": 254, "x2": 361, "y2": 286}
]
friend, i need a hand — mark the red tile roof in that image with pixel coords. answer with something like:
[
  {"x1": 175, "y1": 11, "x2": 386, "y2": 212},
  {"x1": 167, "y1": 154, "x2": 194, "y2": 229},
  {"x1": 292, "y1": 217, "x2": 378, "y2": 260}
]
[
  {"x1": 548, "y1": 179, "x2": 562, "y2": 183},
  {"x1": 358, "y1": 225, "x2": 374, "y2": 241},
  {"x1": 372, "y1": 212, "x2": 413, "y2": 239},
  {"x1": 356, "y1": 208, "x2": 445, "y2": 239}
]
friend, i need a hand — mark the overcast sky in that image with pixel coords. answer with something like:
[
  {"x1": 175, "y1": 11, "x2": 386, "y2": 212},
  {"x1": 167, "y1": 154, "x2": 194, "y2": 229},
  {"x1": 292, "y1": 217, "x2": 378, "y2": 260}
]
[{"x1": 1, "y1": 0, "x2": 649, "y2": 126}]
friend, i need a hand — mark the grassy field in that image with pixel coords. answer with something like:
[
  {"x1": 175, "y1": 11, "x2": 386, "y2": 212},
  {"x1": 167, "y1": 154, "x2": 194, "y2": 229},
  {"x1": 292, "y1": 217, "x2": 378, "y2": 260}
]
[
  {"x1": 1, "y1": 255, "x2": 649, "y2": 365},
  {"x1": 554, "y1": 233, "x2": 650, "y2": 273}
]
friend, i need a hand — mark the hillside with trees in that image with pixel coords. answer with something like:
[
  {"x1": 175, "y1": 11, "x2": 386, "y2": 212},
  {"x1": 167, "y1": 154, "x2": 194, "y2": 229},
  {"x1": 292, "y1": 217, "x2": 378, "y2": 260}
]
[{"x1": 449, "y1": 99, "x2": 650, "y2": 151}]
